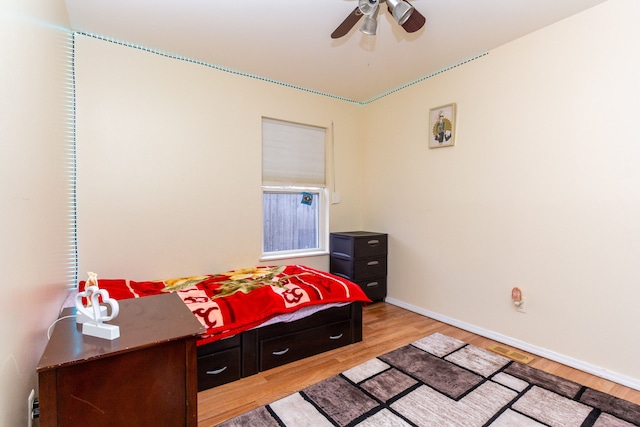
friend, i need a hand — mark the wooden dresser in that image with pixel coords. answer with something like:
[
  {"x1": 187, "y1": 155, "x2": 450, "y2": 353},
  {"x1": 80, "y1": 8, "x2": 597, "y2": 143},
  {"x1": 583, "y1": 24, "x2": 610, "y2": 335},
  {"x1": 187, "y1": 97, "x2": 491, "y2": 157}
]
[
  {"x1": 37, "y1": 293, "x2": 204, "y2": 427},
  {"x1": 330, "y1": 231, "x2": 388, "y2": 301}
]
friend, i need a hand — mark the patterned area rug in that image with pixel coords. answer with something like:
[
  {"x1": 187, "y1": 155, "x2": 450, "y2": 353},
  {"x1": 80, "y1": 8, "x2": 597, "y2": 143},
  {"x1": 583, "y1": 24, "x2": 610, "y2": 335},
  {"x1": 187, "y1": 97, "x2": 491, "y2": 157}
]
[{"x1": 219, "y1": 332, "x2": 640, "y2": 427}]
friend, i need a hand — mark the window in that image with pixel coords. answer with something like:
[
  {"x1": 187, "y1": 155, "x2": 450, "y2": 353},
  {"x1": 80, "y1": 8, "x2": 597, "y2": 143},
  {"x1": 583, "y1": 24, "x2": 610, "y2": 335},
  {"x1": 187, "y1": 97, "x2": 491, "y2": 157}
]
[{"x1": 262, "y1": 118, "x2": 327, "y2": 258}]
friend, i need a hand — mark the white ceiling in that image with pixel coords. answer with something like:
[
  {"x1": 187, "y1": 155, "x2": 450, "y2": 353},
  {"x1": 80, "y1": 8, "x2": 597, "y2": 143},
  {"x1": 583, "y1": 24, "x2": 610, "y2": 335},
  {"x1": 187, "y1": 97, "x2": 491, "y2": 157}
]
[{"x1": 63, "y1": 0, "x2": 606, "y2": 103}]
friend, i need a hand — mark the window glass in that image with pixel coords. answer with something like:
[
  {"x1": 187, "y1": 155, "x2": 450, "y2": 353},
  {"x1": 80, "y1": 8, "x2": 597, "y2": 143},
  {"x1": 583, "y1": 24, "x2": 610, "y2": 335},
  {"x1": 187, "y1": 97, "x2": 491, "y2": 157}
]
[{"x1": 263, "y1": 189, "x2": 320, "y2": 253}]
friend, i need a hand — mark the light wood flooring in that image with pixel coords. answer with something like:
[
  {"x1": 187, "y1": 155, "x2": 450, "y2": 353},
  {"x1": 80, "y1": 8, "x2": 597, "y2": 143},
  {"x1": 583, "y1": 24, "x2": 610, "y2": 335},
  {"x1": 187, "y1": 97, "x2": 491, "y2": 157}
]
[{"x1": 197, "y1": 302, "x2": 640, "y2": 426}]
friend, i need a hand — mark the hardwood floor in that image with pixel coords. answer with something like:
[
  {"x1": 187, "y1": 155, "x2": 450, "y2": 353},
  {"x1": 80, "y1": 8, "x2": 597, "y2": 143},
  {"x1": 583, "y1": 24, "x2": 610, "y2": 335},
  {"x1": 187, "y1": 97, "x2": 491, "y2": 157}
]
[{"x1": 197, "y1": 302, "x2": 640, "y2": 426}]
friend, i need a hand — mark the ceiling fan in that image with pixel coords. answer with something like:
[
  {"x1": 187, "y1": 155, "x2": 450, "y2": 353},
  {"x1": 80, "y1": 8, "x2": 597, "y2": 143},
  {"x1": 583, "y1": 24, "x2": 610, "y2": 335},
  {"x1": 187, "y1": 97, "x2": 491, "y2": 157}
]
[{"x1": 331, "y1": 0, "x2": 426, "y2": 39}]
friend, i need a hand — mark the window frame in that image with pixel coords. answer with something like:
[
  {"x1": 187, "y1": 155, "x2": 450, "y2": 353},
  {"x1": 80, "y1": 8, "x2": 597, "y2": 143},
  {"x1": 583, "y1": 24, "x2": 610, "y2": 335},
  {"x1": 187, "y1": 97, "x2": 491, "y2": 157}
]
[{"x1": 261, "y1": 117, "x2": 329, "y2": 260}]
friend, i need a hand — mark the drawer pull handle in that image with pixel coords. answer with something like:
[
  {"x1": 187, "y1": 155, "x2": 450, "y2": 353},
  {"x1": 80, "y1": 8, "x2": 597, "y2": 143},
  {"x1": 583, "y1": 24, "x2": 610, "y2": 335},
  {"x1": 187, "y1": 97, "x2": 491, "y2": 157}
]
[
  {"x1": 272, "y1": 348, "x2": 290, "y2": 356},
  {"x1": 367, "y1": 260, "x2": 379, "y2": 266},
  {"x1": 206, "y1": 366, "x2": 228, "y2": 375},
  {"x1": 366, "y1": 282, "x2": 379, "y2": 287},
  {"x1": 367, "y1": 239, "x2": 380, "y2": 246},
  {"x1": 329, "y1": 333, "x2": 344, "y2": 340}
]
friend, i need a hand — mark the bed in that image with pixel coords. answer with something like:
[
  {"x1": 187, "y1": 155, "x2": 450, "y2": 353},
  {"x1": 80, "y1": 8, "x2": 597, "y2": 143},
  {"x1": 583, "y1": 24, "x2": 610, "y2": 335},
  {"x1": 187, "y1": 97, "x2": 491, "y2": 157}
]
[{"x1": 78, "y1": 265, "x2": 370, "y2": 391}]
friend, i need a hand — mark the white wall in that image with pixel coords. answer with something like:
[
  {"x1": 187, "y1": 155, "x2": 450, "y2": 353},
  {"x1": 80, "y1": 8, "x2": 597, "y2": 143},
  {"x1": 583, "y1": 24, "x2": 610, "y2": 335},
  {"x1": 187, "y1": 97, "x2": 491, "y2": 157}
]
[
  {"x1": 74, "y1": 35, "x2": 366, "y2": 280},
  {"x1": 362, "y1": 0, "x2": 640, "y2": 385},
  {"x1": 72, "y1": 0, "x2": 640, "y2": 391},
  {"x1": 0, "y1": 1, "x2": 72, "y2": 425}
]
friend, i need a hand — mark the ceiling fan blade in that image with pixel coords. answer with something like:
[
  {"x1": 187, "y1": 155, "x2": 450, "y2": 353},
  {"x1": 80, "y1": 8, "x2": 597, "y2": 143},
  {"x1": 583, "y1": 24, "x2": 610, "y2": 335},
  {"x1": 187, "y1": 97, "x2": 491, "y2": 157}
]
[
  {"x1": 331, "y1": 7, "x2": 363, "y2": 39},
  {"x1": 401, "y1": 4, "x2": 426, "y2": 33}
]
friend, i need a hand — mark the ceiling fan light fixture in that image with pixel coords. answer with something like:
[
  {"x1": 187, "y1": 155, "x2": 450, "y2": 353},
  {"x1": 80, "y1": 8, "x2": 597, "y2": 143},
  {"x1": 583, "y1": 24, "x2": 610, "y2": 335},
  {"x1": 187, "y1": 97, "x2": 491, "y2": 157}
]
[
  {"x1": 358, "y1": 0, "x2": 379, "y2": 16},
  {"x1": 359, "y1": 3, "x2": 379, "y2": 35},
  {"x1": 360, "y1": 14, "x2": 378, "y2": 35},
  {"x1": 386, "y1": 0, "x2": 414, "y2": 25}
]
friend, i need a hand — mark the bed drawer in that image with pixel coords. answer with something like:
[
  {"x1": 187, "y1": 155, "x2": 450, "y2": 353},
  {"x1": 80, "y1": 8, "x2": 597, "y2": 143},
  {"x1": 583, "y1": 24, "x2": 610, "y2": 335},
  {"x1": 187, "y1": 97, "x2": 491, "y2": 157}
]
[
  {"x1": 197, "y1": 347, "x2": 242, "y2": 391},
  {"x1": 259, "y1": 320, "x2": 352, "y2": 371},
  {"x1": 197, "y1": 334, "x2": 241, "y2": 357}
]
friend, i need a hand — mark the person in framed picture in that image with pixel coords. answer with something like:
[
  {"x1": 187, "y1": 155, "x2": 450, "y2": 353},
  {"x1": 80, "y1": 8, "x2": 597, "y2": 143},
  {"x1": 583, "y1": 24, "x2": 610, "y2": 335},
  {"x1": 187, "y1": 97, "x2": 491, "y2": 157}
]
[{"x1": 435, "y1": 110, "x2": 452, "y2": 144}]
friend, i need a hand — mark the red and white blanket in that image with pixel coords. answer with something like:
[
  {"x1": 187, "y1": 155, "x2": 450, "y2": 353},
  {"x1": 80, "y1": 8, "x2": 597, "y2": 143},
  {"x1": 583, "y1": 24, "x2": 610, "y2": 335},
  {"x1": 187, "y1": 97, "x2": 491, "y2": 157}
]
[{"x1": 79, "y1": 265, "x2": 370, "y2": 346}]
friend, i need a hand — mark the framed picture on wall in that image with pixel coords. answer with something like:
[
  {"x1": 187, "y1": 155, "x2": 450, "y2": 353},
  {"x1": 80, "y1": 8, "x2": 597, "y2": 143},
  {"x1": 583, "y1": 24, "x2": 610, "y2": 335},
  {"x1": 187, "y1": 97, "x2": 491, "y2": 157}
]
[{"x1": 429, "y1": 103, "x2": 456, "y2": 148}]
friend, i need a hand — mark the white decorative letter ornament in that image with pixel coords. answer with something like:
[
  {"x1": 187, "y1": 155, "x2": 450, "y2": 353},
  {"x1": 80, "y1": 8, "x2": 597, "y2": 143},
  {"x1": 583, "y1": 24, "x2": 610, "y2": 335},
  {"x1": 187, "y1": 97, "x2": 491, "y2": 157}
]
[{"x1": 75, "y1": 274, "x2": 120, "y2": 340}]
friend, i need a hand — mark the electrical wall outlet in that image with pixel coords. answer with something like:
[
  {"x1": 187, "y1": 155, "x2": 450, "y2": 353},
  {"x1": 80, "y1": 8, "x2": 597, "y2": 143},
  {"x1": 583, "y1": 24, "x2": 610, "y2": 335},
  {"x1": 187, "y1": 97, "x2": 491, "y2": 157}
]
[
  {"x1": 27, "y1": 389, "x2": 35, "y2": 427},
  {"x1": 515, "y1": 297, "x2": 527, "y2": 314}
]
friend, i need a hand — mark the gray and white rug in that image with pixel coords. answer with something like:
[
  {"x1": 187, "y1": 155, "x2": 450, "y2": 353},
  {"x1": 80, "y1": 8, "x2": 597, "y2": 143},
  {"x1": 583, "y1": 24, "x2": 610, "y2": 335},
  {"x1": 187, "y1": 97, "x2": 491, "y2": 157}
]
[{"x1": 219, "y1": 332, "x2": 640, "y2": 427}]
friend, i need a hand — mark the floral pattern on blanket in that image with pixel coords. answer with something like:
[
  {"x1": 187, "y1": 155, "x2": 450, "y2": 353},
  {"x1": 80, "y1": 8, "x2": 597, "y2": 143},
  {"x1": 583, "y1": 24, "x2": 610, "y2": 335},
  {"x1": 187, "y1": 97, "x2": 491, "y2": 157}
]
[
  {"x1": 162, "y1": 265, "x2": 307, "y2": 298},
  {"x1": 79, "y1": 265, "x2": 370, "y2": 346}
]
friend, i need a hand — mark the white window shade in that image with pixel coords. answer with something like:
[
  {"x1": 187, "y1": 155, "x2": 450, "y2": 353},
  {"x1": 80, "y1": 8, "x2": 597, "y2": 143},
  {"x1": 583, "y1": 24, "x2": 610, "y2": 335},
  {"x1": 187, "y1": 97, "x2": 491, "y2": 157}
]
[{"x1": 262, "y1": 118, "x2": 326, "y2": 186}]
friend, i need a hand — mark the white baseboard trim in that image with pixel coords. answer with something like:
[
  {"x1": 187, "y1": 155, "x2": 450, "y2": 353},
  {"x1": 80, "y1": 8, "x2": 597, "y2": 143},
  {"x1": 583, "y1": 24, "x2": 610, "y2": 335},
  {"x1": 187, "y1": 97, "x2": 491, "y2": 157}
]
[{"x1": 385, "y1": 297, "x2": 640, "y2": 392}]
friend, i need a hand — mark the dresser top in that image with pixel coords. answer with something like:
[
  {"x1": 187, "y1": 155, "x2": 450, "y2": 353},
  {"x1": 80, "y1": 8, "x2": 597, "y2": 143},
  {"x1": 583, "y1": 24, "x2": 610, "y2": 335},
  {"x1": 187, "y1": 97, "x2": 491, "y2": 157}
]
[
  {"x1": 330, "y1": 231, "x2": 387, "y2": 237},
  {"x1": 37, "y1": 293, "x2": 205, "y2": 371}
]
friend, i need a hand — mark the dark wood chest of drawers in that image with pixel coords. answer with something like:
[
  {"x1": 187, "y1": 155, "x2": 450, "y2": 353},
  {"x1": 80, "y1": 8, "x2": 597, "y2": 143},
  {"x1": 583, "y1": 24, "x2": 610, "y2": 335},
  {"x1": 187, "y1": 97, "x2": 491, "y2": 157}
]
[
  {"x1": 330, "y1": 231, "x2": 388, "y2": 301},
  {"x1": 37, "y1": 293, "x2": 204, "y2": 427}
]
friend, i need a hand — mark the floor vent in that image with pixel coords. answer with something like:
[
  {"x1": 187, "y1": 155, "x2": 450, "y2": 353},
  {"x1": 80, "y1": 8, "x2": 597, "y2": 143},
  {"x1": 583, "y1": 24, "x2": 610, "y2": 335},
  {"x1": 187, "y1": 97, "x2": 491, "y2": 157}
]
[{"x1": 487, "y1": 344, "x2": 534, "y2": 364}]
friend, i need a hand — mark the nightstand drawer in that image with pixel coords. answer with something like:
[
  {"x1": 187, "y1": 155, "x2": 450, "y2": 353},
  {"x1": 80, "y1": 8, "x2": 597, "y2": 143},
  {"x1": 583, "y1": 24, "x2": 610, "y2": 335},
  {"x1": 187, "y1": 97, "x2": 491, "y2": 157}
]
[
  {"x1": 331, "y1": 255, "x2": 387, "y2": 280},
  {"x1": 355, "y1": 277, "x2": 387, "y2": 301},
  {"x1": 330, "y1": 232, "x2": 387, "y2": 259},
  {"x1": 354, "y1": 256, "x2": 387, "y2": 278}
]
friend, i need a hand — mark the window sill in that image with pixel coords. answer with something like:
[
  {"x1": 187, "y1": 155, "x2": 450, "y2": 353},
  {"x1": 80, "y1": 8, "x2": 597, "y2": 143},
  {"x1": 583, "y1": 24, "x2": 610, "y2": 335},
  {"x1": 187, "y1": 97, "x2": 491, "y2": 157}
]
[{"x1": 260, "y1": 250, "x2": 329, "y2": 262}]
